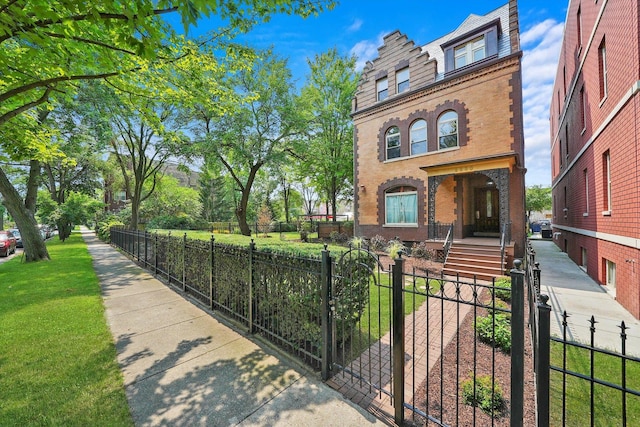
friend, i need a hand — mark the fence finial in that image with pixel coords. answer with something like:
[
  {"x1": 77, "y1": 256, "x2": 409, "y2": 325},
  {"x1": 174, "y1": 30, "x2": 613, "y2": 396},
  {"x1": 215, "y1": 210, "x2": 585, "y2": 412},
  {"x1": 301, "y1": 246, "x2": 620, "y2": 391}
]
[{"x1": 513, "y1": 258, "x2": 522, "y2": 270}]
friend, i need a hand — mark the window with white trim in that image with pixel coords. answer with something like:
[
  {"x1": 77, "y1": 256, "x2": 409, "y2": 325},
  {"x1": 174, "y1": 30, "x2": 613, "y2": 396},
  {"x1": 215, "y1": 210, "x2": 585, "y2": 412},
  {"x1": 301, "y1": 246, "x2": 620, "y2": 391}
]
[
  {"x1": 438, "y1": 111, "x2": 458, "y2": 149},
  {"x1": 599, "y1": 38, "x2": 607, "y2": 100},
  {"x1": 454, "y1": 36, "x2": 486, "y2": 69},
  {"x1": 603, "y1": 150, "x2": 611, "y2": 214},
  {"x1": 377, "y1": 77, "x2": 388, "y2": 101},
  {"x1": 606, "y1": 259, "x2": 616, "y2": 289},
  {"x1": 410, "y1": 120, "x2": 427, "y2": 155},
  {"x1": 115, "y1": 191, "x2": 127, "y2": 202},
  {"x1": 580, "y1": 85, "x2": 587, "y2": 132},
  {"x1": 386, "y1": 126, "x2": 400, "y2": 159},
  {"x1": 385, "y1": 187, "x2": 418, "y2": 226},
  {"x1": 396, "y1": 68, "x2": 409, "y2": 93},
  {"x1": 583, "y1": 168, "x2": 589, "y2": 215}
]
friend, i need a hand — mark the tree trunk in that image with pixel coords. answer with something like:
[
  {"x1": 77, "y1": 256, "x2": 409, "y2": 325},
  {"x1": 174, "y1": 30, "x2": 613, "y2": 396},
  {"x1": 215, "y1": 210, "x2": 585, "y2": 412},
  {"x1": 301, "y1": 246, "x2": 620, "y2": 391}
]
[
  {"x1": 235, "y1": 166, "x2": 260, "y2": 236},
  {"x1": 0, "y1": 166, "x2": 50, "y2": 261}
]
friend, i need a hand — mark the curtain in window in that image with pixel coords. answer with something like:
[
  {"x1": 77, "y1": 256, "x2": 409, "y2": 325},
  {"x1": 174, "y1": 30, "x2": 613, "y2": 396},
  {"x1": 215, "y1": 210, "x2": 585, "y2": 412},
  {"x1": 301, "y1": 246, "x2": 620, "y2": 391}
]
[{"x1": 386, "y1": 193, "x2": 417, "y2": 224}]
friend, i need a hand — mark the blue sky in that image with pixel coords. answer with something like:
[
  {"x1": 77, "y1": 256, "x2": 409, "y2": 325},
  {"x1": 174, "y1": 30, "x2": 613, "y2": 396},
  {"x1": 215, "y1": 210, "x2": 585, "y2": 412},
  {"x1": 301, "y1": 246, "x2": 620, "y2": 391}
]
[{"x1": 186, "y1": 1, "x2": 567, "y2": 187}]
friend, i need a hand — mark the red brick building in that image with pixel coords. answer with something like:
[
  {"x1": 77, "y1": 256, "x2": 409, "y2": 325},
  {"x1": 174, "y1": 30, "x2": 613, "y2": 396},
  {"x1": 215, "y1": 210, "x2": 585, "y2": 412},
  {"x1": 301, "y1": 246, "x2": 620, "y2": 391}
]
[
  {"x1": 353, "y1": 1, "x2": 526, "y2": 269},
  {"x1": 550, "y1": 0, "x2": 640, "y2": 317}
]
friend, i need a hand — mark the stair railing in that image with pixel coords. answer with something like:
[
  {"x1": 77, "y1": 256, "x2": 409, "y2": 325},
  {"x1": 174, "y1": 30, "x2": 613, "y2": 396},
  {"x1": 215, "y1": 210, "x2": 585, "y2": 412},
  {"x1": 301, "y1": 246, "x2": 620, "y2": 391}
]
[
  {"x1": 443, "y1": 223, "x2": 454, "y2": 264},
  {"x1": 500, "y1": 221, "x2": 511, "y2": 274}
]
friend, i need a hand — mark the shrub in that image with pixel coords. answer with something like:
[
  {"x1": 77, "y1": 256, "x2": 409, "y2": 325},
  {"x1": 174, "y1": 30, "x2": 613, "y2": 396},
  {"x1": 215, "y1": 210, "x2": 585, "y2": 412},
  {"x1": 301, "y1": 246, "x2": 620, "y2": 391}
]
[
  {"x1": 96, "y1": 220, "x2": 125, "y2": 242},
  {"x1": 333, "y1": 248, "x2": 377, "y2": 339},
  {"x1": 300, "y1": 230, "x2": 309, "y2": 242},
  {"x1": 411, "y1": 241, "x2": 437, "y2": 260},
  {"x1": 147, "y1": 214, "x2": 208, "y2": 230},
  {"x1": 329, "y1": 231, "x2": 349, "y2": 244},
  {"x1": 461, "y1": 374, "x2": 505, "y2": 414},
  {"x1": 487, "y1": 299, "x2": 511, "y2": 320},
  {"x1": 493, "y1": 277, "x2": 512, "y2": 303},
  {"x1": 369, "y1": 234, "x2": 387, "y2": 252},
  {"x1": 386, "y1": 239, "x2": 407, "y2": 259},
  {"x1": 475, "y1": 313, "x2": 511, "y2": 353}
]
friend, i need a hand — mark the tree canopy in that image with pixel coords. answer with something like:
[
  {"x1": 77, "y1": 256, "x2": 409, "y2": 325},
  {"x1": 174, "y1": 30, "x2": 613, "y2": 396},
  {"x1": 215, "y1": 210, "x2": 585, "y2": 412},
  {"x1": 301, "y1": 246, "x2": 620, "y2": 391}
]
[{"x1": 0, "y1": 0, "x2": 335, "y2": 261}]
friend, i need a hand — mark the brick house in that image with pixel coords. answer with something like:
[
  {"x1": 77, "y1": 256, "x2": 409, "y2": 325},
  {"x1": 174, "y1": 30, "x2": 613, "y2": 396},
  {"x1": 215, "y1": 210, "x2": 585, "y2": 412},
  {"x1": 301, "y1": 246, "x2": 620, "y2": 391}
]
[
  {"x1": 550, "y1": 0, "x2": 640, "y2": 318},
  {"x1": 352, "y1": 1, "x2": 526, "y2": 276}
]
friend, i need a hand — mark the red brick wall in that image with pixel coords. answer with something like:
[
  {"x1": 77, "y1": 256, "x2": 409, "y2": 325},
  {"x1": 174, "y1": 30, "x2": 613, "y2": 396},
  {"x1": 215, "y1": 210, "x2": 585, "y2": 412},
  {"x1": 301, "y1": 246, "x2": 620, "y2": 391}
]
[{"x1": 551, "y1": 0, "x2": 640, "y2": 318}]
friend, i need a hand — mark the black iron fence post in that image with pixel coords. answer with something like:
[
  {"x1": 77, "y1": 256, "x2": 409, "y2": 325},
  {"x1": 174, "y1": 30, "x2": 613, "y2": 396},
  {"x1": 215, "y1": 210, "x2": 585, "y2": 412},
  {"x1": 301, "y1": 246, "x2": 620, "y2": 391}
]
[
  {"x1": 248, "y1": 239, "x2": 256, "y2": 334},
  {"x1": 536, "y1": 294, "x2": 551, "y2": 427},
  {"x1": 154, "y1": 232, "x2": 158, "y2": 275},
  {"x1": 510, "y1": 260, "x2": 525, "y2": 427},
  {"x1": 392, "y1": 255, "x2": 405, "y2": 426},
  {"x1": 144, "y1": 231, "x2": 148, "y2": 268},
  {"x1": 210, "y1": 235, "x2": 215, "y2": 310},
  {"x1": 182, "y1": 233, "x2": 187, "y2": 291},
  {"x1": 321, "y1": 246, "x2": 333, "y2": 381}
]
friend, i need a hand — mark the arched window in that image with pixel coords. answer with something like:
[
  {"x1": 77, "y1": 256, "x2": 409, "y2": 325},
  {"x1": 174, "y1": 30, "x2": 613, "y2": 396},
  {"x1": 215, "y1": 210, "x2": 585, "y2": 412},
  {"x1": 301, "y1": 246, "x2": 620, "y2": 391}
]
[
  {"x1": 385, "y1": 186, "x2": 417, "y2": 225},
  {"x1": 438, "y1": 111, "x2": 458, "y2": 149},
  {"x1": 410, "y1": 119, "x2": 427, "y2": 155},
  {"x1": 386, "y1": 126, "x2": 401, "y2": 159}
]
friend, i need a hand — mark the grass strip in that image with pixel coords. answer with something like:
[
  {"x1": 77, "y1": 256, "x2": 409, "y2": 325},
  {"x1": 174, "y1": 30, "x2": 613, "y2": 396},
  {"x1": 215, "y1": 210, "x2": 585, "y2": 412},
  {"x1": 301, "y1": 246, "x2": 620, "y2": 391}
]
[{"x1": 0, "y1": 233, "x2": 132, "y2": 426}]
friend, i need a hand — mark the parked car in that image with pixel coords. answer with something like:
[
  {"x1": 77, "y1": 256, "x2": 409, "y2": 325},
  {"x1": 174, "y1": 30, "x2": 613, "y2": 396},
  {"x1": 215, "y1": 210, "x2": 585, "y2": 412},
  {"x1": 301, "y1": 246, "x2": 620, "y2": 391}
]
[
  {"x1": 0, "y1": 230, "x2": 17, "y2": 257},
  {"x1": 8, "y1": 228, "x2": 22, "y2": 247}
]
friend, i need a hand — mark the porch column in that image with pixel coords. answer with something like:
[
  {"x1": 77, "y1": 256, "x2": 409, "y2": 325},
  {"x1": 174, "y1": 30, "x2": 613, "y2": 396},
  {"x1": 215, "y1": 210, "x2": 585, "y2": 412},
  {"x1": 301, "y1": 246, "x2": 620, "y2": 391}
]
[
  {"x1": 427, "y1": 175, "x2": 448, "y2": 225},
  {"x1": 484, "y1": 168, "x2": 510, "y2": 232}
]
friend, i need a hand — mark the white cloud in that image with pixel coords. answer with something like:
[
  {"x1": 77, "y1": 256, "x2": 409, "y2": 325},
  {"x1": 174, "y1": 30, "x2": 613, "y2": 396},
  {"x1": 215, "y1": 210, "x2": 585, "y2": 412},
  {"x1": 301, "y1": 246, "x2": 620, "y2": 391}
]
[
  {"x1": 521, "y1": 19, "x2": 564, "y2": 186},
  {"x1": 350, "y1": 32, "x2": 386, "y2": 71},
  {"x1": 346, "y1": 18, "x2": 363, "y2": 33}
]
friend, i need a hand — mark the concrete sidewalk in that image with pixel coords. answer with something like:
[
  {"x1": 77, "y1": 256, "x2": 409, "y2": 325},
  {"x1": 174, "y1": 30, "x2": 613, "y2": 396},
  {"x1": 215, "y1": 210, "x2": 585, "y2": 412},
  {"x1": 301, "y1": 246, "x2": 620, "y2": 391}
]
[
  {"x1": 529, "y1": 238, "x2": 640, "y2": 355},
  {"x1": 81, "y1": 228, "x2": 384, "y2": 426}
]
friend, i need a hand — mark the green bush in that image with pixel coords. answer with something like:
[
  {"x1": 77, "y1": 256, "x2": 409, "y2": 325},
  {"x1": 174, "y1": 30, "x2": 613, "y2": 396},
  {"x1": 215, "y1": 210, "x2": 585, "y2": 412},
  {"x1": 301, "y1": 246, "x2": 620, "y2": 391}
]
[
  {"x1": 462, "y1": 374, "x2": 505, "y2": 414},
  {"x1": 493, "y1": 277, "x2": 512, "y2": 302},
  {"x1": 96, "y1": 220, "x2": 125, "y2": 242},
  {"x1": 147, "y1": 214, "x2": 208, "y2": 230},
  {"x1": 385, "y1": 239, "x2": 407, "y2": 259},
  {"x1": 487, "y1": 299, "x2": 511, "y2": 320},
  {"x1": 475, "y1": 313, "x2": 511, "y2": 352}
]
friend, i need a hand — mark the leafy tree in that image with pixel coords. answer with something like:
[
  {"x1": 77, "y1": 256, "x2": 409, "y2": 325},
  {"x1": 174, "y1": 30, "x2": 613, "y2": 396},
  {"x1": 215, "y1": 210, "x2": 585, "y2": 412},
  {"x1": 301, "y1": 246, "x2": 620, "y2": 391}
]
[
  {"x1": 139, "y1": 175, "x2": 202, "y2": 223},
  {"x1": 198, "y1": 166, "x2": 235, "y2": 222},
  {"x1": 526, "y1": 185, "x2": 552, "y2": 222},
  {"x1": 298, "y1": 48, "x2": 358, "y2": 220},
  {"x1": 0, "y1": 0, "x2": 335, "y2": 260},
  {"x1": 85, "y1": 82, "x2": 188, "y2": 229},
  {"x1": 37, "y1": 191, "x2": 103, "y2": 240},
  {"x1": 192, "y1": 50, "x2": 305, "y2": 235},
  {"x1": 40, "y1": 97, "x2": 105, "y2": 238}
]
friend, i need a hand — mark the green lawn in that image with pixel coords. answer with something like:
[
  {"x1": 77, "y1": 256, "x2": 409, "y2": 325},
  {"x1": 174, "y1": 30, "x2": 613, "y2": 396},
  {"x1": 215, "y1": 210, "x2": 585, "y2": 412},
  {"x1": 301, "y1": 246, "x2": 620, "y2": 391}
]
[
  {"x1": 549, "y1": 341, "x2": 640, "y2": 426},
  {"x1": 0, "y1": 233, "x2": 132, "y2": 426},
  {"x1": 345, "y1": 274, "x2": 433, "y2": 358},
  {"x1": 150, "y1": 229, "x2": 348, "y2": 257}
]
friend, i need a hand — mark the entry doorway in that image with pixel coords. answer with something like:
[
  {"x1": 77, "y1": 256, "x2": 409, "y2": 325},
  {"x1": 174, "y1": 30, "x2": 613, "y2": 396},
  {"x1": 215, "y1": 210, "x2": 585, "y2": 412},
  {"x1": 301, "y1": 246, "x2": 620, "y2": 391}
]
[{"x1": 474, "y1": 187, "x2": 500, "y2": 235}]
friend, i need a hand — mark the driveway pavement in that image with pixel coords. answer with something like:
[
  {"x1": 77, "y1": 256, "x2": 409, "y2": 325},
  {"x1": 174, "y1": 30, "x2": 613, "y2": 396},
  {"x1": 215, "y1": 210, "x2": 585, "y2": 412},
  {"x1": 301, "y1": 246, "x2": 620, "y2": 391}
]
[
  {"x1": 80, "y1": 228, "x2": 383, "y2": 426},
  {"x1": 529, "y1": 238, "x2": 640, "y2": 355}
]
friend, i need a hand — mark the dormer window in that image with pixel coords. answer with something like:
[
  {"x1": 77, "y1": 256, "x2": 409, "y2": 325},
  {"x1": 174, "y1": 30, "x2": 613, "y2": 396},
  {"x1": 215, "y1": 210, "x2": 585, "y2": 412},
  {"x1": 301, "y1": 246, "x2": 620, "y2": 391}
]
[
  {"x1": 396, "y1": 68, "x2": 410, "y2": 93},
  {"x1": 442, "y1": 18, "x2": 500, "y2": 74},
  {"x1": 377, "y1": 77, "x2": 388, "y2": 101},
  {"x1": 454, "y1": 36, "x2": 486, "y2": 68}
]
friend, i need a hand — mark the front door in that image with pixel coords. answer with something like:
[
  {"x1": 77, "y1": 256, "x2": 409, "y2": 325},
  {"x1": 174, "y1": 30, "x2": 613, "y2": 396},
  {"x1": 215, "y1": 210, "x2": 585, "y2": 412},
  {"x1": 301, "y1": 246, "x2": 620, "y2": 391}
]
[{"x1": 474, "y1": 187, "x2": 500, "y2": 234}]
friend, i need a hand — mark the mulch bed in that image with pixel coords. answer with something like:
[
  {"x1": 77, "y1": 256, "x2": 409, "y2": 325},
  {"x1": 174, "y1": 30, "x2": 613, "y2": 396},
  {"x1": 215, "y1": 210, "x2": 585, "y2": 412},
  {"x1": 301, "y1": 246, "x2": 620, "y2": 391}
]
[
  {"x1": 371, "y1": 252, "x2": 536, "y2": 426},
  {"x1": 409, "y1": 290, "x2": 536, "y2": 426}
]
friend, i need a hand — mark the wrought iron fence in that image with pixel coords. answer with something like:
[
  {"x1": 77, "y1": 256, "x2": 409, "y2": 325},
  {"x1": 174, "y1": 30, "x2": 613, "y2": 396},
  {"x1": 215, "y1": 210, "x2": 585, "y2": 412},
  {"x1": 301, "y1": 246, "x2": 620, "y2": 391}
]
[
  {"x1": 110, "y1": 227, "x2": 324, "y2": 368},
  {"x1": 525, "y1": 241, "x2": 640, "y2": 427},
  {"x1": 111, "y1": 227, "x2": 528, "y2": 426},
  {"x1": 427, "y1": 222, "x2": 453, "y2": 240}
]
